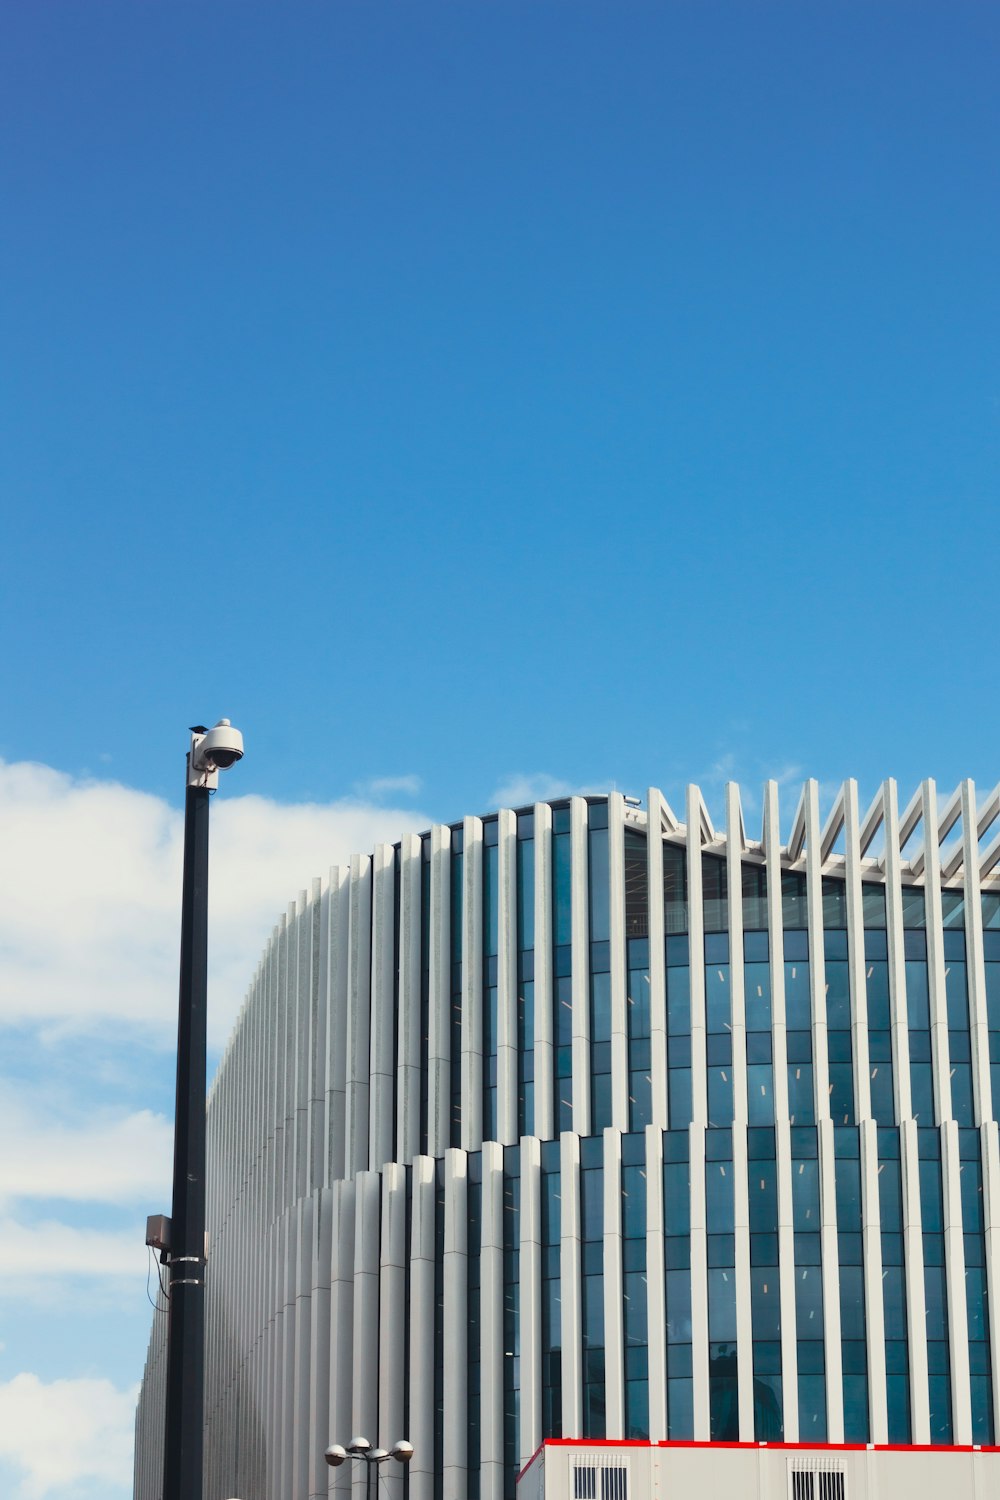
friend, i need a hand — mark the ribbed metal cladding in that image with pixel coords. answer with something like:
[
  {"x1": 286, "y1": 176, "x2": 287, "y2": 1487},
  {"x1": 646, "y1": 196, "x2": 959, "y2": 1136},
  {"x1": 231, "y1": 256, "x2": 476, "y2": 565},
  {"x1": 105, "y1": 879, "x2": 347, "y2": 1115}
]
[{"x1": 135, "y1": 779, "x2": 1000, "y2": 1500}]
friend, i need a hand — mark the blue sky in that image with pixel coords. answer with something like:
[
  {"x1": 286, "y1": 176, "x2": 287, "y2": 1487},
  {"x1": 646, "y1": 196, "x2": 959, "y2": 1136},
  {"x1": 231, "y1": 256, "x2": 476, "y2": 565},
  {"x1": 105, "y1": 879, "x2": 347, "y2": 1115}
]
[{"x1": 0, "y1": 4, "x2": 998, "y2": 1495}]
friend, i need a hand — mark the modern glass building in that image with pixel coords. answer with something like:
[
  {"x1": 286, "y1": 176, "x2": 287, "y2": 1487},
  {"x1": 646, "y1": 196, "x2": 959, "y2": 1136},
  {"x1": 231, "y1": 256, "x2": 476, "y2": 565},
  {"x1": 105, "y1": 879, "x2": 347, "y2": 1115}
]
[{"x1": 134, "y1": 779, "x2": 1000, "y2": 1500}]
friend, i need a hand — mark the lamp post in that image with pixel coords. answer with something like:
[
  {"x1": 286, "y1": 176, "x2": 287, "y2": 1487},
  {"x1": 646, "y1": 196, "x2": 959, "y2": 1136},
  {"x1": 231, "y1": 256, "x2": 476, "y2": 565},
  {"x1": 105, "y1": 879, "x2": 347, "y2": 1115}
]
[
  {"x1": 160, "y1": 720, "x2": 244, "y2": 1500},
  {"x1": 325, "y1": 1436, "x2": 414, "y2": 1500}
]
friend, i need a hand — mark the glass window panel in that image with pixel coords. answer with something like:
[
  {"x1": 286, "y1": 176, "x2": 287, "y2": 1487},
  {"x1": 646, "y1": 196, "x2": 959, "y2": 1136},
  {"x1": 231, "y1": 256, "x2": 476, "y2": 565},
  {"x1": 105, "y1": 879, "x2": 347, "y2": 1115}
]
[
  {"x1": 906, "y1": 961, "x2": 930, "y2": 1027},
  {"x1": 919, "y1": 1158, "x2": 943, "y2": 1232},
  {"x1": 945, "y1": 961, "x2": 970, "y2": 1028},
  {"x1": 787, "y1": 1062, "x2": 815, "y2": 1125},
  {"x1": 667, "y1": 1377, "x2": 693, "y2": 1438},
  {"x1": 843, "y1": 1373, "x2": 870, "y2": 1442},
  {"x1": 782, "y1": 874, "x2": 808, "y2": 929},
  {"x1": 706, "y1": 964, "x2": 731, "y2": 1032},
  {"x1": 517, "y1": 843, "x2": 536, "y2": 953},
  {"x1": 971, "y1": 1375, "x2": 995, "y2": 1445},
  {"x1": 751, "y1": 1267, "x2": 781, "y2": 1338},
  {"x1": 748, "y1": 1066, "x2": 775, "y2": 1125},
  {"x1": 862, "y1": 883, "x2": 887, "y2": 928},
  {"x1": 742, "y1": 863, "x2": 768, "y2": 932},
  {"x1": 924, "y1": 1264, "x2": 948, "y2": 1343},
  {"x1": 709, "y1": 1345, "x2": 739, "y2": 1439},
  {"x1": 965, "y1": 1265, "x2": 989, "y2": 1343},
  {"x1": 950, "y1": 1063, "x2": 974, "y2": 1126},
  {"x1": 910, "y1": 1061, "x2": 934, "y2": 1124},
  {"x1": 960, "y1": 1158, "x2": 985, "y2": 1231},
  {"x1": 795, "y1": 1265, "x2": 824, "y2": 1335},
  {"x1": 836, "y1": 1157, "x2": 862, "y2": 1230},
  {"x1": 744, "y1": 963, "x2": 772, "y2": 1030},
  {"x1": 665, "y1": 1269, "x2": 692, "y2": 1341},
  {"x1": 623, "y1": 1269, "x2": 647, "y2": 1345},
  {"x1": 785, "y1": 960, "x2": 811, "y2": 1028},
  {"x1": 747, "y1": 1032, "x2": 773, "y2": 1064},
  {"x1": 668, "y1": 1069, "x2": 692, "y2": 1129},
  {"x1": 708, "y1": 1269, "x2": 738, "y2": 1341},
  {"x1": 869, "y1": 1060, "x2": 895, "y2": 1125},
  {"x1": 663, "y1": 846, "x2": 688, "y2": 936},
  {"x1": 588, "y1": 827, "x2": 610, "y2": 943},
  {"x1": 553, "y1": 834, "x2": 572, "y2": 946},
  {"x1": 749, "y1": 1161, "x2": 778, "y2": 1234},
  {"x1": 707, "y1": 1066, "x2": 734, "y2": 1127},
  {"x1": 825, "y1": 963, "x2": 851, "y2": 1028},
  {"x1": 839, "y1": 1265, "x2": 866, "y2": 1341},
  {"x1": 666, "y1": 966, "x2": 691, "y2": 1032},
  {"x1": 753, "y1": 1372, "x2": 784, "y2": 1440},
  {"x1": 706, "y1": 1161, "x2": 735, "y2": 1233},
  {"x1": 824, "y1": 929, "x2": 849, "y2": 961},
  {"x1": 583, "y1": 1273, "x2": 605, "y2": 1345},
  {"x1": 865, "y1": 961, "x2": 891, "y2": 1029},
  {"x1": 928, "y1": 1374, "x2": 953, "y2": 1442},
  {"x1": 628, "y1": 967, "x2": 651, "y2": 1039},
  {"x1": 626, "y1": 1379, "x2": 649, "y2": 1440},
  {"x1": 828, "y1": 1064, "x2": 855, "y2": 1126},
  {"x1": 882, "y1": 1265, "x2": 907, "y2": 1342},
  {"x1": 798, "y1": 1373, "x2": 827, "y2": 1441},
  {"x1": 793, "y1": 1159, "x2": 820, "y2": 1230}
]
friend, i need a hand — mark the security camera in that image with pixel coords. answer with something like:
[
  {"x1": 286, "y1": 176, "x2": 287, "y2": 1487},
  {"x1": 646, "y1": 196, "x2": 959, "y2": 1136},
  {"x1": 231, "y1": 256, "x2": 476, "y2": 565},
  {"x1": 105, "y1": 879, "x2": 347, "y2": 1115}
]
[{"x1": 187, "y1": 720, "x2": 244, "y2": 788}]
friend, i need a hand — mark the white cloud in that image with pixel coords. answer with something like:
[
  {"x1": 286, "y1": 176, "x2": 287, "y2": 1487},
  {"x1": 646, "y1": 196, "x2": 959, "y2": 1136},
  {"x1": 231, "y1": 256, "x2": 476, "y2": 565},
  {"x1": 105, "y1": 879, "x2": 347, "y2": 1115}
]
[
  {"x1": 0, "y1": 759, "x2": 429, "y2": 1045},
  {"x1": 0, "y1": 1373, "x2": 136, "y2": 1498},
  {"x1": 0, "y1": 1219, "x2": 145, "y2": 1285},
  {"x1": 0, "y1": 1097, "x2": 171, "y2": 1210},
  {"x1": 354, "y1": 773, "x2": 423, "y2": 797},
  {"x1": 489, "y1": 772, "x2": 592, "y2": 808}
]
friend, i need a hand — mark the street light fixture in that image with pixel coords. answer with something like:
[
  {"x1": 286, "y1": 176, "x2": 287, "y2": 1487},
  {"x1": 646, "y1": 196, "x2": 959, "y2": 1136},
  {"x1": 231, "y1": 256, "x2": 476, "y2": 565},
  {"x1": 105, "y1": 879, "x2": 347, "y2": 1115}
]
[
  {"x1": 158, "y1": 719, "x2": 244, "y2": 1500},
  {"x1": 326, "y1": 1436, "x2": 414, "y2": 1500}
]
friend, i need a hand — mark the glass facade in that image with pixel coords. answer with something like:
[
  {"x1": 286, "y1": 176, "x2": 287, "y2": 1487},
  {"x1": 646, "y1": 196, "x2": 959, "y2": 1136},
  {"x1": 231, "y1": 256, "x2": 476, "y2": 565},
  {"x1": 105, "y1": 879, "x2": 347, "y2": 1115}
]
[{"x1": 145, "y1": 787, "x2": 1000, "y2": 1500}]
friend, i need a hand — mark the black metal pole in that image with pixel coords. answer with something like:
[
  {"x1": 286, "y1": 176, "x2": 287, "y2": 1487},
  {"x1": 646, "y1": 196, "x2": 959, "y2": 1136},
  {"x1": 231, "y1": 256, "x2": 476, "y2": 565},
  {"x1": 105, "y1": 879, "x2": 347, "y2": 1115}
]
[{"x1": 162, "y1": 779, "x2": 211, "y2": 1500}]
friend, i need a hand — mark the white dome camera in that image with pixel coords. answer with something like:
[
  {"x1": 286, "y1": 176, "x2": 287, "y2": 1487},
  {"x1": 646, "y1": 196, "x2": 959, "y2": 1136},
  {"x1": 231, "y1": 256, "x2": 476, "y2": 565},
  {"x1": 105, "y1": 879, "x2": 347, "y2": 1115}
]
[{"x1": 188, "y1": 719, "x2": 244, "y2": 788}]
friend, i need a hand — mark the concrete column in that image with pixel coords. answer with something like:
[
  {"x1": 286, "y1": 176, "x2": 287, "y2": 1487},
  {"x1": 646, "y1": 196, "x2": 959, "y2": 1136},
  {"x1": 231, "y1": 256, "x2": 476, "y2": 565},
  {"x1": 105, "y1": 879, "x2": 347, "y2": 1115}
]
[
  {"x1": 408, "y1": 1158, "x2": 436, "y2": 1500},
  {"x1": 645, "y1": 1123, "x2": 668, "y2": 1441},
  {"x1": 520, "y1": 1136, "x2": 543, "y2": 1463},
  {"x1": 497, "y1": 809, "x2": 519, "y2": 1145},
  {"x1": 646, "y1": 790, "x2": 668, "y2": 1130},
  {"x1": 397, "y1": 834, "x2": 423, "y2": 1163},
  {"x1": 818, "y1": 1118, "x2": 844, "y2": 1441},
  {"x1": 570, "y1": 797, "x2": 591, "y2": 1136},
  {"x1": 860, "y1": 1119, "x2": 887, "y2": 1443},
  {"x1": 427, "y1": 826, "x2": 452, "y2": 1161},
  {"x1": 560, "y1": 1130, "x2": 583, "y2": 1437},
  {"x1": 609, "y1": 794, "x2": 629, "y2": 1131},
  {"x1": 943, "y1": 1121, "x2": 973, "y2": 1442},
  {"x1": 603, "y1": 1127, "x2": 625, "y2": 1437},
  {"x1": 443, "y1": 1150, "x2": 469, "y2": 1499},
  {"x1": 370, "y1": 844, "x2": 396, "y2": 1170},
  {"x1": 480, "y1": 1141, "x2": 505, "y2": 1500},
  {"x1": 534, "y1": 803, "x2": 555, "y2": 1141},
  {"x1": 687, "y1": 789, "x2": 707, "y2": 1126},
  {"x1": 379, "y1": 1164, "x2": 408, "y2": 1500},
  {"x1": 901, "y1": 1118, "x2": 930, "y2": 1442},
  {"x1": 346, "y1": 858, "x2": 373, "y2": 1176},
  {"x1": 689, "y1": 1122, "x2": 710, "y2": 1439},
  {"x1": 462, "y1": 817, "x2": 484, "y2": 1152}
]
